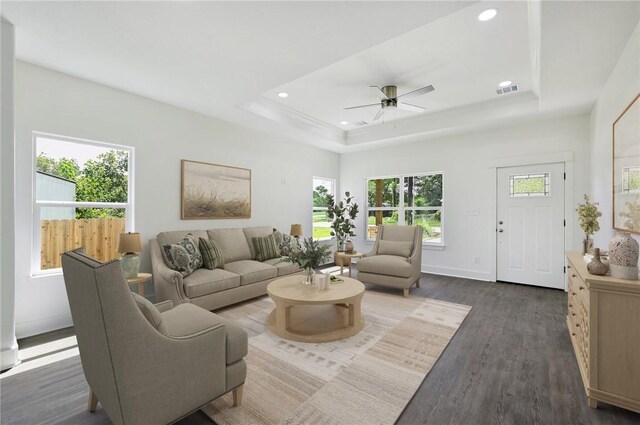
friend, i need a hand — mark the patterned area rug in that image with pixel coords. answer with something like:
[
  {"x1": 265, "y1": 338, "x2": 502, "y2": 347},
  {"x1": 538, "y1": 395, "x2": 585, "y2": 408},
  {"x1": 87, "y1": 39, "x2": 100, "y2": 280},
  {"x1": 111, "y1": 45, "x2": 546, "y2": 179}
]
[{"x1": 202, "y1": 290, "x2": 471, "y2": 425}]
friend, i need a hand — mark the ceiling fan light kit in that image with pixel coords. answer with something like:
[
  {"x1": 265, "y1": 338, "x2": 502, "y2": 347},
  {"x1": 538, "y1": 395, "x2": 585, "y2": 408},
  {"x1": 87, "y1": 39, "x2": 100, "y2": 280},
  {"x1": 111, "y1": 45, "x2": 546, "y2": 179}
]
[{"x1": 345, "y1": 84, "x2": 435, "y2": 122}]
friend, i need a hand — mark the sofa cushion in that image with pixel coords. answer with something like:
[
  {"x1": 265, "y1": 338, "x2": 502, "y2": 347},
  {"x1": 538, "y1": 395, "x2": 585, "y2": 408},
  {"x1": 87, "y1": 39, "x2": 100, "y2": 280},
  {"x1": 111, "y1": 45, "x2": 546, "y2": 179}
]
[
  {"x1": 224, "y1": 260, "x2": 277, "y2": 285},
  {"x1": 252, "y1": 234, "x2": 280, "y2": 262},
  {"x1": 157, "y1": 230, "x2": 208, "y2": 247},
  {"x1": 357, "y1": 255, "x2": 413, "y2": 278},
  {"x1": 132, "y1": 292, "x2": 167, "y2": 334},
  {"x1": 208, "y1": 228, "x2": 252, "y2": 263},
  {"x1": 262, "y1": 257, "x2": 301, "y2": 276},
  {"x1": 161, "y1": 304, "x2": 247, "y2": 364},
  {"x1": 243, "y1": 226, "x2": 275, "y2": 259},
  {"x1": 378, "y1": 240, "x2": 414, "y2": 257},
  {"x1": 162, "y1": 233, "x2": 203, "y2": 277},
  {"x1": 183, "y1": 268, "x2": 241, "y2": 298},
  {"x1": 273, "y1": 229, "x2": 293, "y2": 253},
  {"x1": 199, "y1": 237, "x2": 225, "y2": 269}
]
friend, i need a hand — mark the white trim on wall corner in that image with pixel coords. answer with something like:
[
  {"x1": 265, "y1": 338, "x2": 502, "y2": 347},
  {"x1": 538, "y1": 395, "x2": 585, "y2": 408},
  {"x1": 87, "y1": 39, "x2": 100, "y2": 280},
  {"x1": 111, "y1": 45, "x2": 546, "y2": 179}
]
[{"x1": 421, "y1": 265, "x2": 492, "y2": 282}]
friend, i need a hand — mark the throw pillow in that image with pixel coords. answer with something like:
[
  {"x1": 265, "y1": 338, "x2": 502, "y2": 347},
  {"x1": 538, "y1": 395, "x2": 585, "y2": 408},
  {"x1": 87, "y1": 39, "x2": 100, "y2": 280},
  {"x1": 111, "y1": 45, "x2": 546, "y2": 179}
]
[
  {"x1": 162, "y1": 233, "x2": 203, "y2": 276},
  {"x1": 199, "y1": 237, "x2": 224, "y2": 270},
  {"x1": 132, "y1": 293, "x2": 167, "y2": 334},
  {"x1": 378, "y1": 240, "x2": 414, "y2": 258},
  {"x1": 253, "y1": 234, "x2": 281, "y2": 262}
]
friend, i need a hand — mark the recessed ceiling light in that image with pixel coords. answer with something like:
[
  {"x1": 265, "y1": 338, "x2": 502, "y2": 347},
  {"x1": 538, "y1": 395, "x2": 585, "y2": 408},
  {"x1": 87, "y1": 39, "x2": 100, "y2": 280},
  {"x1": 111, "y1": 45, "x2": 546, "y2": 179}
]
[
  {"x1": 478, "y1": 8, "x2": 497, "y2": 21},
  {"x1": 277, "y1": 92, "x2": 288, "y2": 98},
  {"x1": 340, "y1": 121, "x2": 349, "y2": 125},
  {"x1": 498, "y1": 80, "x2": 512, "y2": 87}
]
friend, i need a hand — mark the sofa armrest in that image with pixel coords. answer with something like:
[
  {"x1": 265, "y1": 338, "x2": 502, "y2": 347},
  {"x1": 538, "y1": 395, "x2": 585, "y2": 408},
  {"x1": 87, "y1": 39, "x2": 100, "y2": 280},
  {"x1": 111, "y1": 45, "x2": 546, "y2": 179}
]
[
  {"x1": 150, "y1": 239, "x2": 189, "y2": 305},
  {"x1": 363, "y1": 225, "x2": 382, "y2": 258},
  {"x1": 407, "y1": 227, "x2": 424, "y2": 266},
  {"x1": 154, "y1": 300, "x2": 174, "y2": 313}
]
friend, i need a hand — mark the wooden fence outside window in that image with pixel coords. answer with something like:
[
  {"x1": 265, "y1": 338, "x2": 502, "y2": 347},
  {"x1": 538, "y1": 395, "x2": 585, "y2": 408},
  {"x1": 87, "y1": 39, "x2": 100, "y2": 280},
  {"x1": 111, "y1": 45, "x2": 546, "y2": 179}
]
[{"x1": 40, "y1": 217, "x2": 126, "y2": 269}]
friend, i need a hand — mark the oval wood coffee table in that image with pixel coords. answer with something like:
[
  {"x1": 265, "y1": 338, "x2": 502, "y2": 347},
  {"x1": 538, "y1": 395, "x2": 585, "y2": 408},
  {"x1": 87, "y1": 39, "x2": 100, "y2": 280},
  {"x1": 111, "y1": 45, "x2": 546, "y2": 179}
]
[{"x1": 267, "y1": 275, "x2": 365, "y2": 343}]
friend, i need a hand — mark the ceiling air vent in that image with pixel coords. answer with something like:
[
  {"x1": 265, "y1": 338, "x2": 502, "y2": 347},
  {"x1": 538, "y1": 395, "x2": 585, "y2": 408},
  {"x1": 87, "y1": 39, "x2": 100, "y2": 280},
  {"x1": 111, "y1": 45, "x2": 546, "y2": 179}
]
[
  {"x1": 496, "y1": 84, "x2": 519, "y2": 95},
  {"x1": 353, "y1": 121, "x2": 369, "y2": 127}
]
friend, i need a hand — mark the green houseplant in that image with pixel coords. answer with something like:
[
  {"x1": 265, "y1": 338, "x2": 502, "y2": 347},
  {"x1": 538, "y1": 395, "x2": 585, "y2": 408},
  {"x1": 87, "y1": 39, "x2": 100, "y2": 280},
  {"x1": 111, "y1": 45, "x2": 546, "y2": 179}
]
[
  {"x1": 326, "y1": 191, "x2": 359, "y2": 251},
  {"x1": 281, "y1": 237, "x2": 332, "y2": 284},
  {"x1": 576, "y1": 194, "x2": 602, "y2": 255}
]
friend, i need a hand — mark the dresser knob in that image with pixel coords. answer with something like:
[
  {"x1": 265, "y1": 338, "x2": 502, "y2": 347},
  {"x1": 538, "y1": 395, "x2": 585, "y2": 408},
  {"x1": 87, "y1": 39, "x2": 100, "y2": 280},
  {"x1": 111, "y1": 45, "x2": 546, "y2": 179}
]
[
  {"x1": 572, "y1": 292, "x2": 577, "y2": 296},
  {"x1": 569, "y1": 304, "x2": 573, "y2": 307},
  {"x1": 572, "y1": 332, "x2": 576, "y2": 336},
  {"x1": 576, "y1": 323, "x2": 581, "y2": 327},
  {"x1": 572, "y1": 274, "x2": 577, "y2": 278},
  {"x1": 572, "y1": 313, "x2": 576, "y2": 316},
  {"x1": 579, "y1": 286, "x2": 584, "y2": 290}
]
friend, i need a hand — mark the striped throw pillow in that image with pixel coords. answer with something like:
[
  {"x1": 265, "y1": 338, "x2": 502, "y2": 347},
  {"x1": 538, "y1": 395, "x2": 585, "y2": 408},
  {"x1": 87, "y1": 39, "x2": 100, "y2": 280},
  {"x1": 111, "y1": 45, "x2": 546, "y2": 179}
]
[
  {"x1": 253, "y1": 234, "x2": 280, "y2": 262},
  {"x1": 199, "y1": 238, "x2": 224, "y2": 270}
]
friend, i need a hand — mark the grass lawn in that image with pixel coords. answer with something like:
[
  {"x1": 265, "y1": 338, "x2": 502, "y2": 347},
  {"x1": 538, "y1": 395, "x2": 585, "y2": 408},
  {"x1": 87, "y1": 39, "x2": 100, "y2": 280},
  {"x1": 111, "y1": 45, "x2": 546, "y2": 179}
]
[{"x1": 313, "y1": 226, "x2": 332, "y2": 239}]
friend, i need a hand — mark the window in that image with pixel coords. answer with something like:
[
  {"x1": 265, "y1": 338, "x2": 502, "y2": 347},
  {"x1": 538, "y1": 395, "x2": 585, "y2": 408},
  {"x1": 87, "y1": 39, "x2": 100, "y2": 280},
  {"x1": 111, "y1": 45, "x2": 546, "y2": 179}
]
[
  {"x1": 34, "y1": 133, "x2": 134, "y2": 273},
  {"x1": 367, "y1": 173, "x2": 443, "y2": 244},
  {"x1": 312, "y1": 177, "x2": 335, "y2": 240},
  {"x1": 623, "y1": 167, "x2": 640, "y2": 193},
  {"x1": 509, "y1": 173, "x2": 550, "y2": 197}
]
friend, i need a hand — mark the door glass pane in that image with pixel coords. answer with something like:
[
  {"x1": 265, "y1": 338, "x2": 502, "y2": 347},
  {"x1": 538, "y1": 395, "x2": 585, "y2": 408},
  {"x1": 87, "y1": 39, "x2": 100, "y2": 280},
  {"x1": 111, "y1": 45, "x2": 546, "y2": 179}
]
[
  {"x1": 404, "y1": 174, "x2": 443, "y2": 207},
  {"x1": 405, "y1": 210, "x2": 442, "y2": 243},
  {"x1": 367, "y1": 210, "x2": 398, "y2": 239},
  {"x1": 367, "y1": 178, "x2": 400, "y2": 207},
  {"x1": 39, "y1": 207, "x2": 125, "y2": 270},
  {"x1": 510, "y1": 173, "x2": 550, "y2": 197}
]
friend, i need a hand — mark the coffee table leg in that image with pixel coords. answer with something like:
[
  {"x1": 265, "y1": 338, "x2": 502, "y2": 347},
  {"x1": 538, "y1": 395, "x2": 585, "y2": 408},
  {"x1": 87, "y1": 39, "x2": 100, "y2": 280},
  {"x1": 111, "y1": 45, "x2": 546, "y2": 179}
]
[
  {"x1": 348, "y1": 260, "x2": 352, "y2": 277},
  {"x1": 275, "y1": 300, "x2": 287, "y2": 334},
  {"x1": 348, "y1": 301, "x2": 361, "y2": 327}
]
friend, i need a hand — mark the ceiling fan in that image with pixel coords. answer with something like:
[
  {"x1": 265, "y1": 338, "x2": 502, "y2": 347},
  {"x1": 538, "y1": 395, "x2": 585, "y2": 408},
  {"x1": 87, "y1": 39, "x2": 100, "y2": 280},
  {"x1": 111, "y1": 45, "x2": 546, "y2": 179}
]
[{"x1": 344, "y1": 84, "x2": 435, "y2": 121}]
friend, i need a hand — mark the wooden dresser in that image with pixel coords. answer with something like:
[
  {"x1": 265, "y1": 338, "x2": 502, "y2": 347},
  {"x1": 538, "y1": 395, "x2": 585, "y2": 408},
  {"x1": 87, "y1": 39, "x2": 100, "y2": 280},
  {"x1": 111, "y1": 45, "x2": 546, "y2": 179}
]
[{"x1": 566, "y1": 252, "x2": 640, "y2": 413}]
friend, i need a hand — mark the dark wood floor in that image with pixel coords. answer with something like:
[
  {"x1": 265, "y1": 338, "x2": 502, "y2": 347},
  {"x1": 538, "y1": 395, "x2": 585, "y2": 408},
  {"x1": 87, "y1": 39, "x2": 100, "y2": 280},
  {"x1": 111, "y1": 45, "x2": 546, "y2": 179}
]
[{"x1": 2, "y1": 274, "x2": 639, "y2": 424}]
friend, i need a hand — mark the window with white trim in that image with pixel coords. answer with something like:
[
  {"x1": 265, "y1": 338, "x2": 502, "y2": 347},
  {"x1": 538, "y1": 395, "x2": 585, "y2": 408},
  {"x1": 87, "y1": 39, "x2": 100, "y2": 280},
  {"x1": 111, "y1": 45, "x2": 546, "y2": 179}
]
[
  {"x1": 366, "y1": 173, "x2": 443, "y2": 244},
  {"x1": 33, "y1": 133, "x2": 134, "y2": 273},
  {"x1": 312, "y1": 177, "x2": 335, "y2": 240}
]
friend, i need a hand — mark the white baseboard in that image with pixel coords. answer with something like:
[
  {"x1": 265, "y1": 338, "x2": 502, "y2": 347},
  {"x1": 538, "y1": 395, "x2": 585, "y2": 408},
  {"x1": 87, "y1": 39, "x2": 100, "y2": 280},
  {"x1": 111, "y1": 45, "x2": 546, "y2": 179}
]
[
  {"x1": 421, "y1": 265, "x2": 493, "y2": 282},
  {"x1": 16, "y1": 313, "x2": 73, "y2": 339}
]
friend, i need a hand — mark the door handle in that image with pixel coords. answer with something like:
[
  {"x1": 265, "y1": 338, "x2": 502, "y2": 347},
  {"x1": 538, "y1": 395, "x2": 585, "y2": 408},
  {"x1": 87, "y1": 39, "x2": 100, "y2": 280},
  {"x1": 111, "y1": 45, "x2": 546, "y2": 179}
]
[
  {"x1": 498, "y1": 221, "x2": 504, "y2": 225},
  {"x1": 498, "y1": 229, "x2": 504, "y2": 233}
]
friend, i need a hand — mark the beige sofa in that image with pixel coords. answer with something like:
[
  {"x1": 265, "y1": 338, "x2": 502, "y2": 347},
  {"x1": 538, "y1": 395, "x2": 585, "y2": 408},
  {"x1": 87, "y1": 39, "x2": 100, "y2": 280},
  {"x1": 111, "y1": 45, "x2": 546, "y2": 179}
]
[{"x1": 151, "y1": 226, "x2": 301, "y2": 311}]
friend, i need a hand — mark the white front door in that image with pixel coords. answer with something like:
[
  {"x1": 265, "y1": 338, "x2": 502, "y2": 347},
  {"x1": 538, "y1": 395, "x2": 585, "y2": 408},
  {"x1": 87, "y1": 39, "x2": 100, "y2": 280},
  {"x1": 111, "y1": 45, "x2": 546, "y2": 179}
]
[{"x1": 497, "y1": 163, "x2": 565, "y2": 289}]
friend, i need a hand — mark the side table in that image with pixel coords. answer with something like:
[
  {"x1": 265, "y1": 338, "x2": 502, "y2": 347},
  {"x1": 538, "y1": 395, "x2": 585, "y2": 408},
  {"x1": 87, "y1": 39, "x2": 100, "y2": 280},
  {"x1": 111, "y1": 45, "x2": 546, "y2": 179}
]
[
  {"x1": 334, "y1": 252, "x2": 364, "y2": 277},
  {"x1": 127, "y1": 273, "x2": 152, "y2": 296}
]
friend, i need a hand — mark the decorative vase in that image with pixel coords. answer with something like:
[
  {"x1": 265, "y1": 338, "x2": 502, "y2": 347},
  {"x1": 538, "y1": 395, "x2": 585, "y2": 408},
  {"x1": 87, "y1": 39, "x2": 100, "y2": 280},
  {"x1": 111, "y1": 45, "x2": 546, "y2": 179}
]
[
  {"x1": 587, "y1": 248, "x2": 608, "y2": 276},
  {"x1": 345, "y1": 240, "x2": 354, "y2": 254},
  {"x1": 608, "y1": 232, "x2": 639, "y2": 280},
  {"x1": 303, "y1": 268, "x2": 316, "y2": 285}
]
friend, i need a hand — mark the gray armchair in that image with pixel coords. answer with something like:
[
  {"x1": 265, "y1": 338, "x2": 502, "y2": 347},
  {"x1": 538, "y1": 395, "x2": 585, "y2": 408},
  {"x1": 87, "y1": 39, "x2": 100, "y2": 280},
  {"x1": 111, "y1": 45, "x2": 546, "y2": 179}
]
[
  {"x1": 61, "y1": 249, "x2": 247, "y2": 425},
  {"x1": 356, "y1": 225, "x2": 423, "y2": 297}
]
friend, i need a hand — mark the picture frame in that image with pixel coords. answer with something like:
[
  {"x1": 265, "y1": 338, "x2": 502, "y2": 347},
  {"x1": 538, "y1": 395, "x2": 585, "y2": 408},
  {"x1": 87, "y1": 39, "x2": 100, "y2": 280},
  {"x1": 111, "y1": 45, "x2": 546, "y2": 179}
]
[
  {"x1": 613, "y1": 92, "x2": 640, "y2": 234},
  {"x1": 181, "y1": 159, "x2": 251, "y2": 219}
]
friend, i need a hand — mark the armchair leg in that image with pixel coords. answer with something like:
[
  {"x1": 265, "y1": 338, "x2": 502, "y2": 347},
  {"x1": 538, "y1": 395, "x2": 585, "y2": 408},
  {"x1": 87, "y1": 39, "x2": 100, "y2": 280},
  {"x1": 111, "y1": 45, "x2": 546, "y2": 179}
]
[
  {"x1": 232, "y1": 384, "x2": 244, "y2": 407},
  {"x1": 88, "y1": 389, "x2": 98, "y2": 412},
  {"x1": 403, "y1": 288, "x2": 409, "y2": 298}
]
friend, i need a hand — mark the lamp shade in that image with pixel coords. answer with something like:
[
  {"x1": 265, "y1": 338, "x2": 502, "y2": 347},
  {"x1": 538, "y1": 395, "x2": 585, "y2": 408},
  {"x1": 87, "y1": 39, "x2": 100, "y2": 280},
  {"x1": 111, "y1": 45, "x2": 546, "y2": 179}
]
[
  {"x1": 290, "y1": 224, "x2": 303, "y2": 237},
  {"x1": 117, "y1": 232, "x2": 142, "y2": 253}
]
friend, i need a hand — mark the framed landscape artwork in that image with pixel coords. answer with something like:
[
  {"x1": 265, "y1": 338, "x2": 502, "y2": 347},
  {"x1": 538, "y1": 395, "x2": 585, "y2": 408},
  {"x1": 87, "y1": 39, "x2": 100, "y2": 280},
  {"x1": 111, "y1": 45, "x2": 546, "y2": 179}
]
[
  {"x1": 181, "y1": 159, "x2": 251, "y2": 219},
  {"x1": 613, "y1": 92, "x2": 640, "y2": 234}
]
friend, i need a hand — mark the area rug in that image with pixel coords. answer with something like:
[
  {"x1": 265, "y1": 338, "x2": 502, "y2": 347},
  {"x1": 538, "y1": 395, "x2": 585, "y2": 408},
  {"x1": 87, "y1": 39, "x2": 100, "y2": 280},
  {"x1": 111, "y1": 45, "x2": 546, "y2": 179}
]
[{"x1": 202, "y1": 290, "x2": 471, "y2": 425}]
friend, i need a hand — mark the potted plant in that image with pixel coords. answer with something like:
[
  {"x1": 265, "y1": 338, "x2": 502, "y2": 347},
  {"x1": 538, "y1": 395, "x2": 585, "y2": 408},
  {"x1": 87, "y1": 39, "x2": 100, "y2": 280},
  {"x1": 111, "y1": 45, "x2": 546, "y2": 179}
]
[
  {"x1": 281, "y1": 237, "x2": 332, "y2": 284},
  {"x1": 326, "y1": 191, "x2": 359, "y2": 251},
  {"x1": 576, "y1": 194, "x2": 602, "y2": 255}
]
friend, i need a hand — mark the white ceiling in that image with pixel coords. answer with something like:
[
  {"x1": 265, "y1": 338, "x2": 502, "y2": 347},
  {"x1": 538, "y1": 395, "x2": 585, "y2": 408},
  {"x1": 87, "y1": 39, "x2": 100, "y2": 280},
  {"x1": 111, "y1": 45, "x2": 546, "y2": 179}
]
[{"x1": 2, "y1": 1, "x2": 639, "y2": 153}]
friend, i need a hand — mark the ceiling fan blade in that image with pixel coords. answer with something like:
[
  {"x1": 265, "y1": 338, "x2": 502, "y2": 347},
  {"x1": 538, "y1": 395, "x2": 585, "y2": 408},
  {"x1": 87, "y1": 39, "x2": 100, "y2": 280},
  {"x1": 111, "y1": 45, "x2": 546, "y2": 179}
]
[
  {"x1": 344, "y1": 102, "x2": 381, "y2": 110},
  {"x1": 372, "y1": 108, "x2": 385, "y2": 121},
  {"x1": 398, "y1": 102, "x2": 426, "y2": 112},
  {"x1": 397, "y1": 84, "x2": 435, "y2": 99},
  {"x1": 369, "y1": 85, "x2": 389, "y2": 100}
]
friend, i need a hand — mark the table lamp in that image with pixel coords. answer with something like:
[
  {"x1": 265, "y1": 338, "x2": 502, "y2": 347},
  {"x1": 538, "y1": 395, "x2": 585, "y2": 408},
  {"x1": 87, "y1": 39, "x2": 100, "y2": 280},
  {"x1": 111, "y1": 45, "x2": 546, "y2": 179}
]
[
  {"x1": 290, "y1": 224, "x2": 303, "y2": 246},
  {"x1": 117, "y1": 232, "x2": 142, "y2": 278}
]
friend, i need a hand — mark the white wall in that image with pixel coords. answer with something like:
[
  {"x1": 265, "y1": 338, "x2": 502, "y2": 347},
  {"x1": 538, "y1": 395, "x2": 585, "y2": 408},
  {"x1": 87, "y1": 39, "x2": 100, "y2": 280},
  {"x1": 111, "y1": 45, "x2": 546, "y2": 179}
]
[
  {"x1": 341, "y1": 115, "x2": 590, "y2": 281},
  {"x1": 1, "y1": 17, "x2": 19, "y2": 370},
  {"x1": 14, "y1": 61, "x2": 339, "y2": 338},
  {"x1": 589, "y1": 20, "x2": 640, "y2": 249}
]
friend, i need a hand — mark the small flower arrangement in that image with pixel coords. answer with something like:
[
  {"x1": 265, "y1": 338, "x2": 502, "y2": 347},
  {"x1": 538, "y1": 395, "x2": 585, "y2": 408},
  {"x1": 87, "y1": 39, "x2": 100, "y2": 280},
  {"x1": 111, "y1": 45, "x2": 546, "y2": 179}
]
[
  {"x1": 280, "y1": 237, "x2": 332, "y2": 272},
  {"x1": 576, "y1": 194, "x2": 602, "y2": 254}
]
